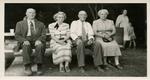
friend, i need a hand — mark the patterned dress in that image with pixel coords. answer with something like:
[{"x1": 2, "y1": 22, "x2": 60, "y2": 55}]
[
  {"x1": 48, "y1": 22, "x2": 72, "y2": 65},
  {"x1": 93, "y1": 19, "x2": 122, "y2": 56}
]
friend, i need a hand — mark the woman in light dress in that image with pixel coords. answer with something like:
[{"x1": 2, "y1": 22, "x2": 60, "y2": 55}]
[
  {"x1": 48, "y1": 11, "x2": 72, "y2": 72},
  {"x1": 116, "y1": 9, "x2": 130, "y2": 48},
  {"x1": 128, "y1": 22, "x2": 136, "y2": 48},
  {"x1": 93, "y1": 9, "x2": 123, "y2": 70}
]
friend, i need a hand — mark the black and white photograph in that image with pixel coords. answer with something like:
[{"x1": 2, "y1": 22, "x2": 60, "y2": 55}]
[{"x1": 1, "y1": 0, "x2": 149, "y2": 79}]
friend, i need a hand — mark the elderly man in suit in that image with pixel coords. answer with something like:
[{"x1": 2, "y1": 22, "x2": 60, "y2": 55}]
[
  {"x1": 15, "y1": 8, "x2": 46, "y2": 75},
  {"x1": 70, "y1": 10, "x2": 104, "y2": 73}
]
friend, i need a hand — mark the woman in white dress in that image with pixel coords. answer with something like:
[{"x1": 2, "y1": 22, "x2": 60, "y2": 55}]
[
  {"x1": 93, "y1": 9, "x2": 123, "y2": 70},
  {"x1": 116, "y1": 9, "x2": 130, "y2": 48},
  {"x1": 48, "y1": 12, "x2": 72, "y2": 72}
]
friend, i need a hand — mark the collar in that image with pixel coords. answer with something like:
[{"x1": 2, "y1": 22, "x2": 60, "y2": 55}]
[
  {"x1": 27, "y1": 19, "x2": 34, "y2": 23},
  {"x1": 121, "y1": 14, "x2": 127, "y2": 17},
  {"x1": 78, "y1": 19, "x2": 86, "y2": 23},
  {"x1": 99, "y1": 19, "x2": 108, "y2": 22}
]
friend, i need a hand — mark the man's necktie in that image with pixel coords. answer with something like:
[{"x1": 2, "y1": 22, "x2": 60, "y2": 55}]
[
  {"x1": 30, "y1": 21, "x2": 36, "y2": 36},
  {"x1": 82, "y1": 22, "x2": 87, "y2": 41}
]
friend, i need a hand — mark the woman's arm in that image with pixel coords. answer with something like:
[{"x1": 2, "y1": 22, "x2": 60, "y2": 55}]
[
  {"x1": 62, "y1": 25, "x2": 70, "y2": 42},
  {"x1": 51, "y1": 35, "x2": 62, "y2": 43},
  {"x1": 109, "y1": 21, "x2": 116, "y2": 37}
]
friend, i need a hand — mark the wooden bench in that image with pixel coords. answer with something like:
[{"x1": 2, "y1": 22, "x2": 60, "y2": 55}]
[{"x1": 5, "y1": 27, "x2": 124, "y2": 69}]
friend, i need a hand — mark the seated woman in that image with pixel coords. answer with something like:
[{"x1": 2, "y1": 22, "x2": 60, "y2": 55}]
[
  {"x1": 92, "y1": 9, "x2": 123, "y2": 70},
  {"x1": 48, "y1": 11, "x2": 72, "y2": 72}
]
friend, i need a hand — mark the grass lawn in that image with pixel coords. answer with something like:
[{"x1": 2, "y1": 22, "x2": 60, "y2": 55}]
[{"x1": 41, "y1": 48, "x2": 147, "y2": 76}]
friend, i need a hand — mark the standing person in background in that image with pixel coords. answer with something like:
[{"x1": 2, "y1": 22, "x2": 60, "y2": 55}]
[
  {"x1": 116, "y1": 9, "x2": 130, "y2": 49},
  {"x1": 128, "y1": 22, "x2": 136, "y2": 49},
  {"x1": 15, "y1": 8, "x2": 46, "y2": 76},
  {"x1": 48, "y1": 11, "x2": 72, "y2": 72},
  {"x1": 70, "y1": 10, "x2": 104, "y2": 73}
]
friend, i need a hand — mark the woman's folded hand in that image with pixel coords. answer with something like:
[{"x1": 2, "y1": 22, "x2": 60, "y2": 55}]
[
  {"x1": 57, "y1": 40, "x2": 66, "y2": 45},
  {"x1": 104, "y1": 34, "x2": 110, "y2": 39}
]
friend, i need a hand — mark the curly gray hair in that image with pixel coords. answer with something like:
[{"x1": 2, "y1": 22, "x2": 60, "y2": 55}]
[
  {"x1": 98, "y1": 9, "x2": 109, "y2": 16},
  {"x1": 53, "y1": 11, "x2": 66, "y2": 21}
]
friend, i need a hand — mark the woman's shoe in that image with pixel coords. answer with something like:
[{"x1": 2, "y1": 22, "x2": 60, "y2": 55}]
[
  {"x1": 96, "y1": 66, "x2": 104, "y2": 72},
  {"x1": 65, "y1": 66, "x2": 71, "y2": 72},
  {"x1": 115, "y1": 65, "x2": 123, "y2": 70}
]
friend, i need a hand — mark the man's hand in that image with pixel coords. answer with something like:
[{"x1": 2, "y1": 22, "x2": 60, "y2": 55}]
[
  {"x1": 75, "y1": 38, "x2": 82, "y2": 45},
  {"x1": 23, "y1": 41, "x2": 30, "y2": 45},
  {"x1": 35, "y1": 40, "x2": 42, "y2": 46}
]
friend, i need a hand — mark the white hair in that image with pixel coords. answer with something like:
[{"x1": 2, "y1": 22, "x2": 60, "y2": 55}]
[
  {"x1": 26, "y1": 8, "x2": 36, "y2": 14},
  {"x1": 78, "y1": 10, "x2": 87, "y2": 16},
  {"x1": 98, "y1": 9, "x2": 109, "y2": 15},
  {"x1": 53, "y1": 11, "x2": 66, "y2": 21}
]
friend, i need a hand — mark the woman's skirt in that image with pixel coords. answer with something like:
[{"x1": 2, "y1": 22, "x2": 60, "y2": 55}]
[
  {"x1": 50, "y1": 40, "x2": 72, "y2": 65},
  {"x1": 95, "y1": 38, "x2": 122, "y2": 57},
  {"x1": 122, "y1": 26, "x2": 130, "y2": 41}
]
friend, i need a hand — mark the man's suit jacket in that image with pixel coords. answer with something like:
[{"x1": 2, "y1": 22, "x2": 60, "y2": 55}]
[
  {"x1": 14, "y1": 19, "x2": 46, "y2": 51},
  {"x1": 15, "y1": 19, "x2": 46, "y2": 43}
]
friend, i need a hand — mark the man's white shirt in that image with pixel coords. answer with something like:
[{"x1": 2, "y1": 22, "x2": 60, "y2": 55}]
[
  {"x1": 27, "y1": 19, "x2": 35, "y2": 36},
  {"x1": 70, "y1": 20, "x2": 94, "y2": 40}
]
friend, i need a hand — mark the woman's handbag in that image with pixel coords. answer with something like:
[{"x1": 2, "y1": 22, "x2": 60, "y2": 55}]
[
  {"x1": 102, "y1": 37, "x2": 113, "y2": 42},
  {"x1": 102, "y1": 33, "x2": 114, "y2": 42}
]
